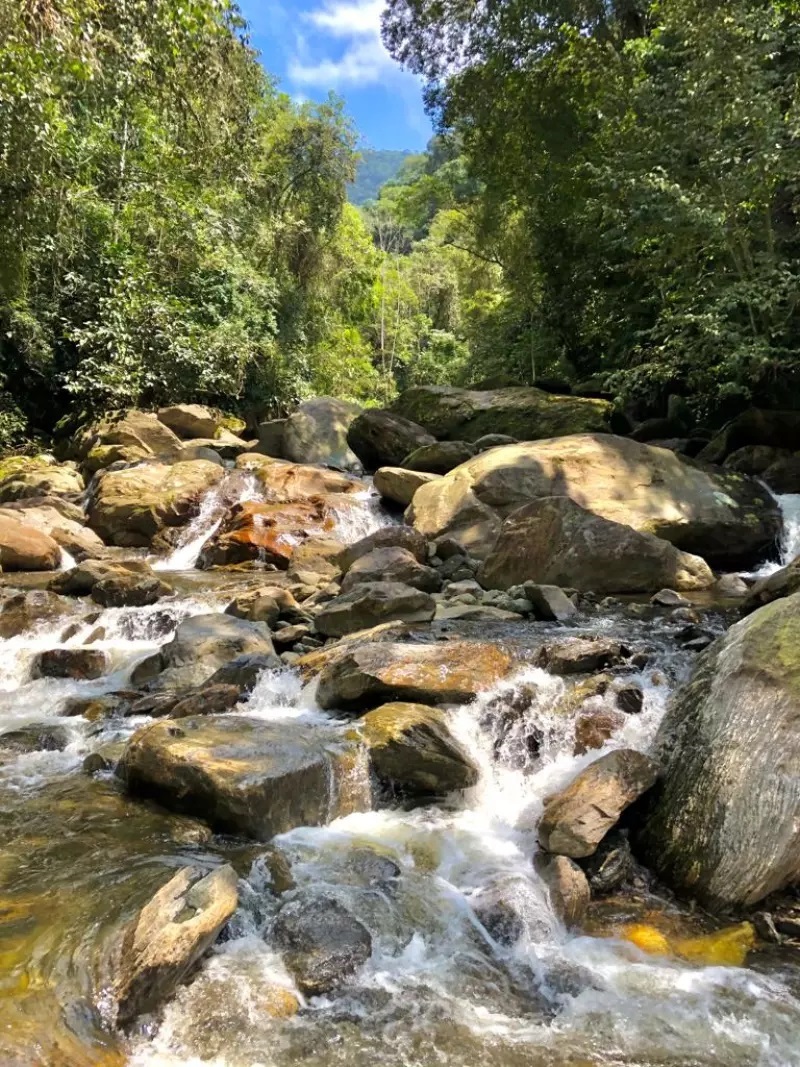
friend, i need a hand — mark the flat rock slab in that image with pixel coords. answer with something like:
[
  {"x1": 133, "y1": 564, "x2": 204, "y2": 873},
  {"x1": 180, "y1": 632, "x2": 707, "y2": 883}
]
[{"x1": 119, "y1": 715, "x2": 369, "y2": 839}]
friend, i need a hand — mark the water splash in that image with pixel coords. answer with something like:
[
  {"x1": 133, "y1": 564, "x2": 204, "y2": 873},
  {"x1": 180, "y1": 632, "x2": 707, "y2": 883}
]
[
  {"x1": 750, "y1": 492, "x2": 800, "y2": 577},
  {"x1": 329, "y1": 485, "x2": 394, "y2": 544}
]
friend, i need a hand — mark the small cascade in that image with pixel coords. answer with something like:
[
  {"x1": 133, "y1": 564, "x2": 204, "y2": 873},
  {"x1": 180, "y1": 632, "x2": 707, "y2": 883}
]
[
  {"x1": 154, "y1": 471, "x2": 265, "y2": 571},
  {"x1": 329, "y1": 483, "x2": 394, "y2": 543},
  {"x1": 58, "y1": 547, "x2": 78, "y2": 571},
  {"x1": 751, "y1": 492, "x2": 800, "y2": 577}
]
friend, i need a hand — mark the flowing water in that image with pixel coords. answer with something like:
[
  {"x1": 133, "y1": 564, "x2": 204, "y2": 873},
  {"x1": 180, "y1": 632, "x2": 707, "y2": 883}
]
[
  {"x1": 749, "y1": 492, "x2": 800, "y2": 578},
  {"x1": 1, "y1": 480, "x2": 800, "y2": 1066}
]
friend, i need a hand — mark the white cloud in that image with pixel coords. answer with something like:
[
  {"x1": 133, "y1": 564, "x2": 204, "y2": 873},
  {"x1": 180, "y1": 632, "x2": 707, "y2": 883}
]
[{"x1": 287, "y1": 0, "x2": 400, "y2": 89}]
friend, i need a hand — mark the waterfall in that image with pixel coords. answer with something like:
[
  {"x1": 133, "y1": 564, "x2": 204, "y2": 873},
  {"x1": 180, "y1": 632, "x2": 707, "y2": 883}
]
[{"x1": 751, "y1": 492, "x2": 800, "y2": 578}]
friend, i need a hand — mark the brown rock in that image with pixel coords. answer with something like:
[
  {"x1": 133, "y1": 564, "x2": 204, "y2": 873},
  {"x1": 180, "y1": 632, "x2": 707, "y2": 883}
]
[
  {"x1": 537, "y1": 637, "x2": 629, "y2": 675},
  {"x1": 0, "y1": 514, "x2": 62, "y2": 570},
  {"x1": 535, "y1": 854, "x2": 591, "y2": 927},
  {"x1": 314, "y1": 582, "x2": 436, "y2": 637},
  {"x1": 573, "y1": 709, "x2": 627, "y2": 755},
  {"x1": 157, "y1": 404, "x2": 221, "y2": 440},
  {"x1": 32, "y1": 648, "x2": 108, "y2": 680},
  {"x1": 341, "y1": 547, "x2": 441, "y2": 594},
  {"x1": 373, "y1": 466, "x2": 440, "y2": 507}
]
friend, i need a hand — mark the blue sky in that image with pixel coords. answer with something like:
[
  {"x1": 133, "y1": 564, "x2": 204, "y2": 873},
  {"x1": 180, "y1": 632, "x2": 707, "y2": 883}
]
[{"x1": 238, "y1": 0, "x2": 433, "y2": 151}]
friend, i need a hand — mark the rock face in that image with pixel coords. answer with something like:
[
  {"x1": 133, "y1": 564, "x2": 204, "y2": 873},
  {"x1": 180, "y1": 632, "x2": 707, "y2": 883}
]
[
  {"x1": 157, "y1": 404, "x2": 221, "y2": 440},
  {"x1": 314, "y1": 582, "x2": 436, "y2": 637},
  {"x1": 373, "y1": 466, "x2": 440, "y2": 507},
  {"x1": 347, "y1": 409, "x2": 436, "y2": 471},
  {"x1": 119, "y1": 716, "x2": 366, "y2": 838},
  {"x1": 341, "y1": 547, "x2": 441, "y2": 594},
  {"x1": 0, "y1": 514, "x2": 62, "y2": 570},
  {"x1": 131, "y1": 613, "x2": 276, "y2": 690},
  {"x1": 316, "y1": 640, "x2": 513, "y2": 712},
  {"x1": 282, "y1": 397, "x2": 363, "y2": 470},
  {"x1": 408, "y1": 433, "x2": 779, "y2": 568},
  {"x1": 361, "y1": 702, "x2": 478, "y2": 797},
  {"x1": 478, "y1": 497, "x2": 714, "y2": 593},
  {"x1": 639, "y1": 593, "x2": 800, "y2": 907},
  {"x1": 394, "y1": 385, "x2": 614, "y2": 442},
  {"x1": 86, "y1": 459, "x2": 224, "y2": 547},
  {"x1": 110, "y1": 864, "x2": 238, "y2": 1026},
  {"x1": 271, "y1": 892, "x2": 372, "y2": 996},
  {"x1": 537, "y1": 749, "x2": 658, "y2": 858}
]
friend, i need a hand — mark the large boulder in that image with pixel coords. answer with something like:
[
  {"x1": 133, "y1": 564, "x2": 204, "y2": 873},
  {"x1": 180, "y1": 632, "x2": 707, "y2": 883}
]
[
  {"x1": 373, "y1": 466, "x2": 440, "y2": 507},
  {"x1": 0, "y1": 462, "x2": 83, "y2": 502},
  {"x1": 347, "y1": 409, "x2": 435, "y2": 471},
  {"x1": 235, "y1": 453, "x2": 360, "y2": 500},
  {"x1": 109, "y1": 864, "x2": 238, "y2": 1026},
  {"x1": 50, "y1": 557, "x2": 154, "y2": 596},
  {"x1": 74, "y1": 409, "x2": 184, "y2": 465},
  {"x1": 119, "y1": 716, "x2": 367, "y2": 838},
  {"x1": 341, "y1": 526, "x2": 429, "y2": 570},
  {"x1": 157, "y1": 404, "x2": 221, "y2": 440},
  {"x1": 283, "y1": 397, "x2": 363, "y2": 471},
  {"x1": 360, "y1": 701, "x2": 478, "y2": 797},
  {"x1": 86, "y1": 459, "x2": 224, "y2": 547},
  {"x1": 131, "y1": 613, "x2": 276, "y2": 690},
  {"x1": 698, "y1": 408, "x2": 800, "y2": 465},
  {"x1": 341, "y1": 547, "x2": 441, "y2": 594},
  {"x1": 271, "y1": 892, "x2": 372, "y2": 996},
  {"x1": 401, "y1": 441, "x2": 477, "y2": 474},
  {"x1": 0, "y1": 503, "x2": 105, "y2": 561},
  {"x1": 314, "y1": 582, "x2": 436, "y2": 637},
  {"x1": 0, "y1": 514, "x2": 62, "y2": 570},
  {"x1": 638, "y1": 593, "x2": 800, "y2": 907},
  {"x1": 408, "y1": 433, "x2": 779, "y2": 568},
  {"x1": 478, "y1": 496, "x2": 713, "y2": 594},
  {"x1": 394, "y1": 385, "x2": 615, "y2": 442},
  {"x1": 316, "y1": 639, "x2": 513, "y2": 712},
  {"x1": 198, "y1": 499, "x2": 335, "y2": 569},
  {"x1": 536, "y1": 749, "x2": 658, "y2": 857}
]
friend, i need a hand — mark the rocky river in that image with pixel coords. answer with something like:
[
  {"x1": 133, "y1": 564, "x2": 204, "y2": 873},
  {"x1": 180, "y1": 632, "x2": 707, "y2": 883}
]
[{"x1": 1, "y1": 394, "x2": 800, "y2": 1067}]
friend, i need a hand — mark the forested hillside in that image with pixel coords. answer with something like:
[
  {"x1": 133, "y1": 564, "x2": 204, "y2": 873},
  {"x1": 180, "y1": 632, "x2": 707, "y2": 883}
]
[
  {"x1": 2, "y1": 0, "x2": 800, "y2": 448},
  {"x1": 348, "y1": 149, "x2": 412, "y2": 204}
]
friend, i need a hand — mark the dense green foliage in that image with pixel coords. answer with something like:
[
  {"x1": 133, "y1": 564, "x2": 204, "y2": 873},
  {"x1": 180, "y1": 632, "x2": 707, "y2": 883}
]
[
  {"x1": 347, "y1": 148, "x2": 412, "y2": 205},
  {"x1": 383, "y1": 0, "x2": 800, "y2": 416}
]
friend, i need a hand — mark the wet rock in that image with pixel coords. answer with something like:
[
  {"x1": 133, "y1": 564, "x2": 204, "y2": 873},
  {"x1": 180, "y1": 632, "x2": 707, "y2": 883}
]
[
  {"x1": 32, "y1": 648, "x2": 108, "y2": 680},
  {"x1": 470, "y1": 880, "x2": 527, "y2": 945},
  {"x1": 723, "y1": 444, "x2": 787, "y2": 476},
  {"x1": 401, "y1": 440, "x2": 477, "y2": 474},
  {"x1": 282, "y1": 396, "x2": 363, "y2": 471},
  {"x1": 741, "y1": 554, "x2": 800, "y2": 614},
  {"x1": 373, "y1": 466, "x2": 440, "y2": 507},
  {"x1": 537, "y1": 749, "x2": 659, "y2": 858},
  {"x1": 408, "y1": 433, "x2": 780, "y2": 569},
  {"x1": 225, "y1": 588, "x2": 282, "y2": 625},
  {"x1": 342, "y1": 526, "x2": 429, "y2": 570},
  {"x1": 615, "y1": 682, "x2": 644, "y2": 716},
  {"x1": 164, "y1": 684, "x2": 243, "y2": 719},
  {"x1": 286, "y1": 538, "x2": 344, "y2": 581},
  {"x1": 536, "y1": 637, "x2": 629, "y2": 675},
  {"x1": 0, "y1": 722, "x2": 71, "y2": 753},
  {"x1": 524, "y1": 583, "x2": 578, "y2": 622},
  {"x1": 714, "y1": 573, "x2": 749, "y2": 599},
  {"x1": 0, "y1": 513, "x2": 62, "y2": 571},
  {"x1": 582, "y1": 832, "x2": 634, "y2": 894},
  {"x1": 536, "y1": 854, "x2": 591, "y2": 927},
  {"x1": 315, "y1": 582, "x2": 436, "y2": 638},
  {"x1": 50, "y1": 558, "x2": 154, "y2": 597},
  {"x1": 271, "y1": 891, "x2": 372, "y2": 996},
  {"x1": 130, "y1": 613, "x2": 275, "y2": 690},
  {"x1": 0, "y1": 590, "x2": 74, "y2": 639},
  {"x1": 573, "y1": 708, "x2": 627, "y2": 755},
  {"x1": 120, "y1": 715, "x2": 366, "y2": 838},
  {"x1": 434, "y1": 537, "x2": 468, "y2": 561},
  {"x1": 650, "y1": 588, "x2": 690, "y2": 607},
  {"x1": 341, "y1": 547, "x2": 441, "y2": 595},
  {"x1": 478, "y1": 497, "x2": 713, "y2": 595},
  {"x1": 639, "y1": 591, "x2": 800, "y2": 907},
  {"x1": 87, "y1": 459, "x2": 224, "y2": 547},
  {"x1": 157, "y1": 404, "x2": 221, "y2": 440},
  {"x1": 345, "y1": 848, "x2": 402, "y2": 889},
  {"x1": 347, "y1": 409, "x2": 436, "y2": 471},
  {"x1": 109, "y1": 864, "x2": 238, "y2": 1026},
  {"x1": 394, "y1": 385, "x2": 613, "y2": 443},
  {"x1": 91, "y1": 574, "x2": 172, "y2": 608},
  {"x1": 316, "y1": 639, "x2": 513, "y2": 712},
  {"x1": 361, "y1": 701, "x2": 478, "y2": 798}
]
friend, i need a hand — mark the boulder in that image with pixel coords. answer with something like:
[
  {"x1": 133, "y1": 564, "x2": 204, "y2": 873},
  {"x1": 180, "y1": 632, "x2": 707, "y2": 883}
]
[
  {"x1": 286, "y1": 538, "x2": 345, "y2": 581},
  {"x1": 199, "y1": 499, "x2": 336, "y2": 569},
  {"x1": 524, "y1": 584, "x2": 577, "y2": 622},
  {"x1": 32, "y1": 648, "x2": 108, "y2": 680},
  {"x1": 130, "y1": 613, "x2": 275, "y2": 690},
  {"x1": 0, "y1": 514, "x2": 62, "y2": 570},
  {"x1": 582, "y1": 831, "x2": 634, "y2": 894},
  {"x1": 698, "y1": 408, "x2": 800, "y2": 465},
  {"x1": 536, "y1": 637, "x2": 628, "y2": 675},
  {"x1": 157, "y1": 404, "x2": 221, "y2": 440},
  {"x1": 0, "y1": 463, "x2": 83, "y2": 502},
  {"x1": 723, "y1": 444, "x2": 788, "y2": 476},
  {"x1": 0, "y1": 590, "x2": 73, "y2": 639},
  {"x1": 347, "y1": 409, "x2": 436, "y2": 471},
  {"x1": 282, "y1": 397, "x2": 363, "y2": 470},
  {"x1": 638, "y1": 592, "x2": 800, "y2": 907},
  {"x1": 535, "y1": 854, "x2": 591, "y2": 927},
  {"x1": 573, "y1": 708, "x2": 627, "y2": 755},
  {"x1": 373, "y1": 466, "x2": 440, "y2": 507},
  {"x1": 256, "y1": 418, "x2": 287, "y2": 458},
  {"x1": 360, "y1": 702, "x2": 478, "y2": 797},
  {"x1": 86, "y1": 459, "x2": 224, "y2": 547},
  {"x1": 271, "y1": 892, "x2": 372, "y2": 996},
  {"x1": 394, "y1": 385, "x2": 614, "y2": 442},
  {"x1": 408, "y1": 433, "x2": 779, "y2": 568},
  {"x1": 75, "y1": 409, "x2": 184, "y2": 464},
  {"x1": 474, "y1": 434, "x2": 517, "y2": 451},
  {"x1": 0, "y1": 502, "x2": 106, "y2": 561},
  {"x1": 235, "y1": 453, "x2": 359, "y2": 499},
  {"x1": 50, "y1": 558, "x2": 154, "y2": 597},
  {"x1": 479, "y1": 497, "x2": 713, "y2": 594},
  {"x1": 742, "y1": 555, "x2": 800, "y2": 614},
  {"x1": 316, "y1": 639, "x2": 513, "y2": 712},
  {"x1": 341, "y1": 526, "x2": 429, "y2": 570},
  {"x1": 340, "y1": 547, "x2": 441, "y2": 594},
  {"x1": 401, "y1": 441, "x2": 477, "y2": 474},
  {"x1": 314, "y1": 582, "x2": 436, "y2": 638},
  {"x1": 536, "y1": 749, "x2": 658, "y2": 858},
  {"x1": 763, "y1": 454, "x2": 800, "y2": 493},
  {"x1": 91, "y1": 573, "x2": 172, "y2": 608},
  {"x1": 119, "y1": 716, "x2": 366, "y2": 838},
  {"x1": 110, "y1": 864, "x2": 238, "y2": 1026},
  {"x1": 1, "y1": 722, "x2": 71, "y2": 753},
  {"x1": 225, "y1": 589, "x2": 283, "y2": 625}
]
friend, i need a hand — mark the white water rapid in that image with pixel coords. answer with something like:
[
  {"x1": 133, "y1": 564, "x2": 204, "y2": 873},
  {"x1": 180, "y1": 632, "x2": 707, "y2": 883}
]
[{"x1": 750, "y1": 492, "x2": 800, "y2": 578}]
